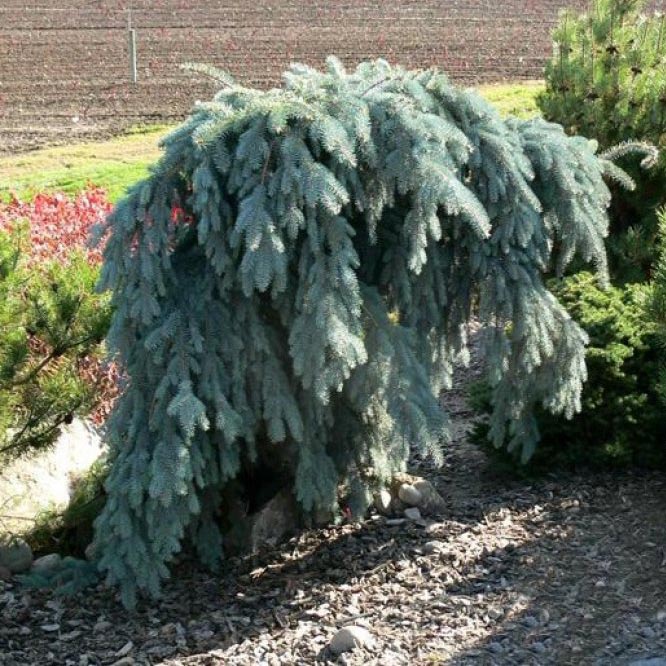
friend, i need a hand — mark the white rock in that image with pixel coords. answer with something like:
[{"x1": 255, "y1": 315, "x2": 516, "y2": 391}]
[
  {"x1": 115, "y1": 640, "x2": 134, "y2": 657},
  {"x1": 374, "y1": 489, "x2": 392, "y2": 514},
  {"x1": 398, "y1": 483, "x2": 423, "y2": 506},
  {"x1": 0, "y1": 418, "x2": 105, "y2": 536},
  {"x1": 423, "y1": 540, "x2": 445, "y2": 554},
  {"x1": 0, "y1": 538, "x2": 33, "y2": 573},
  {"x1": 404, "y1": 507, "x2": 422, "y2": 521},
  {"x1": 40, "y1": 624, "x2": 60, "y2": 632},
  {"x1": 329, "y1": 625, "x2": 375, "y2": 654},
  {"x1": 31, "y1": 553, "x2": 62, "y2": 573}
]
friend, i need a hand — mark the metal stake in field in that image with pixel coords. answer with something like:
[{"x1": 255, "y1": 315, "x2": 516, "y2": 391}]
[{"x1": 128, "y1": 9, "x2": 137, "y2": 84}]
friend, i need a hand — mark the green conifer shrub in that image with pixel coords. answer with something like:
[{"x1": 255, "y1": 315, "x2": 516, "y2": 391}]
[
  {"x1": 650, "y1": 207, "x2": 666, "y2": 397},
  {"x1": 93, "y1": 58, "x2": 636, "y2": 607},
  {"x1": 538, "y1": 0, "x2": 665, "y2": 281},
  {"x1": 471, "y1": 272, "x2": 666, "y2": 472},
  {"x1": 0, "y1": 225, "x2": 111, "y2": 463}
]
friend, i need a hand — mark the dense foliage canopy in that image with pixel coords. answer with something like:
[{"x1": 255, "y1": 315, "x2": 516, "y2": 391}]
[{"x1": 93, "y1": 58, "x2": 632, "y2": 606}]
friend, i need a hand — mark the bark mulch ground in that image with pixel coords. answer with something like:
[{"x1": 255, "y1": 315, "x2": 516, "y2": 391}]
[{"x1": 2, "y1": 356, "x2": 665, "y2": 665}]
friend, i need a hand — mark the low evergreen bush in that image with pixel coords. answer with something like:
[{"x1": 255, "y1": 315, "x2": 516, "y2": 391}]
[
  {"x1": 538, "y1": 0, "x2": 665, "y2": 282},
  {"x1": 91, "y1": 58, "x2": 639, "y2": 607},
  {"x1": 650, "y1": 207, "x2": 666, "y2": 398},
  {"x1": 0, "y1": 223, "x2": 111, "y2": 463},
  {"x1": 471, "y1": 272, "x2": 666, "y2": 471}
]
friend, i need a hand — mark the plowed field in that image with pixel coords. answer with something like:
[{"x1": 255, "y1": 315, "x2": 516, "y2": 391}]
[{"x1": 0, "y1": 1, "x2": 586, "y2": 154}]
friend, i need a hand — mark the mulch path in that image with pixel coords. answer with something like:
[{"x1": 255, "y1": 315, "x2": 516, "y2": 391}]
[{"x1": 2, "y1": 353, "x2": 666, "y2": 665}]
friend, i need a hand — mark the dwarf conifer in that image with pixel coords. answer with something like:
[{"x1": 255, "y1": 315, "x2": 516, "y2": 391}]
[{"x1": 94, "y1": 58, "x2": 634, "y2": 607}]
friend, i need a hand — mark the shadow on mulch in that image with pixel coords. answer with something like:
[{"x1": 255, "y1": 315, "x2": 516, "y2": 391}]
[
  {"x1": 156, "y1": 469, "x2": 666, "y2": 665},
  {"x1": 3, "y1": 464, "x2": 666, "y2": 665}
]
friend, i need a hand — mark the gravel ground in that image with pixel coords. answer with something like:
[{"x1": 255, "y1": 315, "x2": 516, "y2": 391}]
[{"x1": 1, "y1": 347, "x2": 666, "y2": 665}]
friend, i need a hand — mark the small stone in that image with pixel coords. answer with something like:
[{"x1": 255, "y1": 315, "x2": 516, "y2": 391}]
[
  {"x1": 640, "y1": 626, "x2": 657, "y2": 638},
  {"x1": 0, "y1": 538, "x2": 33, "y2": 573},
  {"x1": 532, "y1": 641, "x2": 546, "y2": 653},
  {"x1": 193, "y1": 628, "x2": 215, "y2": 641},
  {"x1": 94, "y1": 620, "x2": 112, "y2": 633},
  {"x1": 31, "y1": 553, "x2": 62, "y2": 574},
  {"x1": 329, "y1": 625, "x2": 375, "y2": 654},
  {"x1": 115, "y1": 640, "x2": 134, "y2": 657},
  {"x1": 423, "y1": 540, "x2": 445, "y2": 554},
  {"x1": 488, "y1": 641, "x2": 503, "y2": 654},
  {"x1": 40, "y1": 624, "x2": 60, "y2": 632},
  {"x1": 160, "y1": 621, "x2": 185, "y2": 638},
  {"x1": 656, "y1": 610, "x2": 666, "y2": 622},
  {"x1": 404, "y1": 507, "x2": 422, "y2": 521},
  {"x1": 374, "y1": 489, "x2": 392, "y2": 515},
  {"x1": 398, "y1": 483, "x2": 423, "y2": 506},
  {"x1": 61, "y1": 630, "x2": 83, "y2": 641}
]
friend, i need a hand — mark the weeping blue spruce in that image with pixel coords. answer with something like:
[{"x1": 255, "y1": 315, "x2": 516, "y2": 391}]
[{"x1": 93, "y1": 58, "x2": 637, "y2": 607}]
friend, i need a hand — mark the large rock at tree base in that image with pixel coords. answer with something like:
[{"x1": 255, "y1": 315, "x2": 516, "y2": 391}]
[
  {"x1": 247, "y1": 488, "x2": 300, "y2": 553},
  {"x1": 397, "y1": 483, "x2": 423, "y2": 506},
  {"x1": 224, "y1": 473, "x2": 446, "y2": 557},
  {"x1": 389, "y1": 473, "x2": 448, "y2": 516},
  {"x1": 31, "y1": 553, "x2": 62, "y2": 574},
  {"x1": 0, "y1": 418, "x2": 104, "y2": 537},
  {"x1": 0, "y1": 537, "x2": 33, "y2": 573}
]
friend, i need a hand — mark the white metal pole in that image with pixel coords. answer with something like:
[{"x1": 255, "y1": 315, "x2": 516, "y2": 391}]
[{"x1": 129, "y1": 27, "x2": 137, "y2": 84}]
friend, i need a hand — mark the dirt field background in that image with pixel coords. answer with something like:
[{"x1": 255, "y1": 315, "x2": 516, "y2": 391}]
[{"x1": 0, "y1": 0, "x2": 588, "y2": 155}]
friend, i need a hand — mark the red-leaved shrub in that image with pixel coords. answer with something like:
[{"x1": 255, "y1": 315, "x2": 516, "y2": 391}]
[
  {"x1": 0, "y1": 188, "x2": 117, "y2": 425},
  {"x1": 0, "y1": 187, "x2": 112, "y2": 264}
]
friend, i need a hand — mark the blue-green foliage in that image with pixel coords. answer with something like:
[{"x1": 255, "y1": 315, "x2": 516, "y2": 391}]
[
  {"x1": 94, "y1": 58, "x2": 630, "y2": 607},
  {"x1": 16, "y1": 557, "x2": 99, "y2": 595}
]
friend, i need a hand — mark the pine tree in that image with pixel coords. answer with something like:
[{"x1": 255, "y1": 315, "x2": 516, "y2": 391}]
[
  {"x1": 538, "y1": 0, "x2": 666, "y2": 281},
  {"x1": 93, "y1": 58, "x2": 636, "y2": 607},
  {"x1": 0, "y1": 225, "x2": 110, "y2": 463}
]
